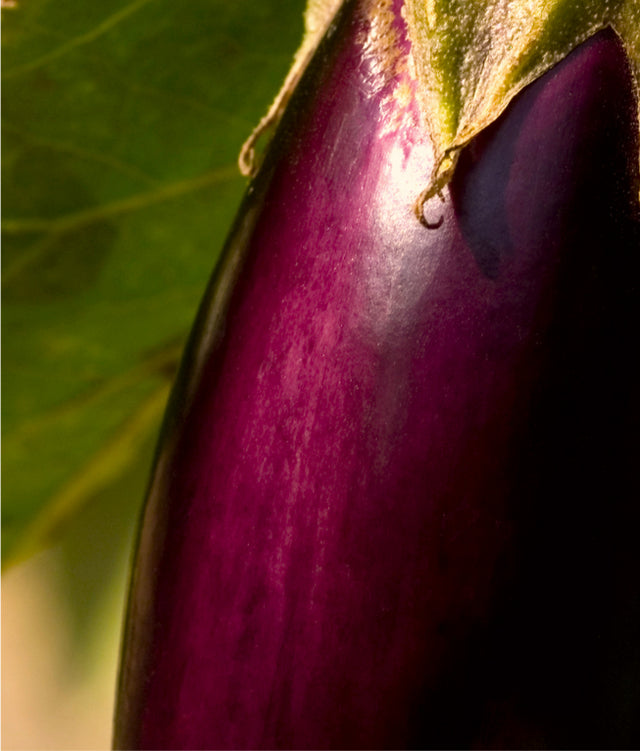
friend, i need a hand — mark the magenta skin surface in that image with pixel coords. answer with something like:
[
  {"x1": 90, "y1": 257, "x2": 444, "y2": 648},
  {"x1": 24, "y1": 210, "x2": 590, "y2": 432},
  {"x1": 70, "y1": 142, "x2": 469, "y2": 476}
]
[{"x1": 114, "y1": 2, "x2": 640, "y2": 749}]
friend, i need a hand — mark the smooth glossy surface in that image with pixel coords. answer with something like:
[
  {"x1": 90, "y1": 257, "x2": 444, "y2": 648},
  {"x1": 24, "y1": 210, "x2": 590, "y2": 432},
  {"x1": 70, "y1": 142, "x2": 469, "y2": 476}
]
[{"x1": 114, "y1": 1, "x2": 640, "y2": 747}]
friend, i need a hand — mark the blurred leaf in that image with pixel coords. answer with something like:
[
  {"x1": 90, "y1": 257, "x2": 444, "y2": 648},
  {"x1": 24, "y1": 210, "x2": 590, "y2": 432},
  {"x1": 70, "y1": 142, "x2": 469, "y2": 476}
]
[
  {"x1": 53, "y1": 425, "x2": 160, "y2": 679},
  {"x1": 1, "y1": 0, "x2": 306, "y2": 565}
]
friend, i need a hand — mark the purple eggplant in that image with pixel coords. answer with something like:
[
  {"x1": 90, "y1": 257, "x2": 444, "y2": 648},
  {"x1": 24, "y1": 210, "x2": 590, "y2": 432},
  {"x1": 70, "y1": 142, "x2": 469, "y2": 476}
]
[{"x1": 114, "y1": 0, "x2": 640, "y2": 748}]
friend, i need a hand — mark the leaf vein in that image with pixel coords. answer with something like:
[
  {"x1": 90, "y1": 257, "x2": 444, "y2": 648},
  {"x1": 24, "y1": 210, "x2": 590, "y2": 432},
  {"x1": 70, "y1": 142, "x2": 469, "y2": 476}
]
[
  {"x1": 2, "y1": 120, "x2": 160, "y2": 186},
  {"x1": 2, "y1": 164, "x2": 240, "y2": 236},
  {"x1": 3, "y1": 383, "x2": 170, "y2": 569},
  {"x1": 5, "y1": 340, "x2": 182, "y2": 443},
  {"x1": 2, "y1": 0, "x2": 158, "y2": 79}
]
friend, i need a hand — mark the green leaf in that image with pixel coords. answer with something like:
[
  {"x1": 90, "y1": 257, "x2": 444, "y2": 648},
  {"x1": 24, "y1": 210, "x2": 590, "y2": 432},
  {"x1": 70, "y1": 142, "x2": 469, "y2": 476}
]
[
  {"x1": 1, "y1": 0, "x2": 306, "y2": 566},
  {"x1": 402, "y1": 0, "x2": 640, "y2": 199}
]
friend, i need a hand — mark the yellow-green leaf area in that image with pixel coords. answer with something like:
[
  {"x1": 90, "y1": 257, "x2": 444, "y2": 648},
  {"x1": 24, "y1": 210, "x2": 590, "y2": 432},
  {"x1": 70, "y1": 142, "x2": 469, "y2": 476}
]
[
  {"x1": 403, "y1": 0, "x2": 639, "y2": 198},
  {"x1": 615, "y1": 0, "x2": 640, "y2": 99},
  {"x1": 1, "y1": 0, "x2": 306, "y2": 567}
]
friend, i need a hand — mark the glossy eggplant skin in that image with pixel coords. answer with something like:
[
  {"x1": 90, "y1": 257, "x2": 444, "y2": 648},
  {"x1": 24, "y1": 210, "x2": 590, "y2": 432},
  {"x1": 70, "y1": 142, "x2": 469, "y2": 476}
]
[{"x1": 114, "y1": 0, "x2": 640, "y2": 747}]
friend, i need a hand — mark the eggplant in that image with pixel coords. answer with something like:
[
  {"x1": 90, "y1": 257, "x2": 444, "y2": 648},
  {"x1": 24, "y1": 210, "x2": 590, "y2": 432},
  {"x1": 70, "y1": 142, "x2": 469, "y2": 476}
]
[{"x1": 114, "y1": 0, "x2": 640, "y2": 748}]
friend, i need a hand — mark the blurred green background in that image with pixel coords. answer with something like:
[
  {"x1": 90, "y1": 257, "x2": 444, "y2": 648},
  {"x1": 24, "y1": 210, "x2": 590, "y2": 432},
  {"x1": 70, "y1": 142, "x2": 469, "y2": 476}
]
[{"x1": 1, "y1": 0, "x2": 304, "y2": 746}]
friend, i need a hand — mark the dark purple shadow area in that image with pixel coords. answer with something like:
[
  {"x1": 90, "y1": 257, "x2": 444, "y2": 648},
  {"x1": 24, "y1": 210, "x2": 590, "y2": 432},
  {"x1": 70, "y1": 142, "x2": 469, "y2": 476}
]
[{"x1": 446, "y1": 28, "x2": 640, "y2": 748}]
